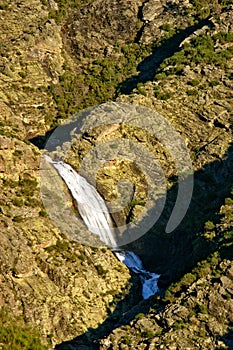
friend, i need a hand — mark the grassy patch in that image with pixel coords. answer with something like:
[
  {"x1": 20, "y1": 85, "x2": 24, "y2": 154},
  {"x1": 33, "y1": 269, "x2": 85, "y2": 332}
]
[{"x1": 0, "y1": 309, "x2": 49, "y2": 350}]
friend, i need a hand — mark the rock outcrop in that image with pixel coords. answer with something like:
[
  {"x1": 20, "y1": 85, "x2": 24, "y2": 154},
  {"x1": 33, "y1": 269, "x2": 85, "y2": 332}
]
[{"x1": 0, "y1": 0, "x2": 232, "y2": 349}]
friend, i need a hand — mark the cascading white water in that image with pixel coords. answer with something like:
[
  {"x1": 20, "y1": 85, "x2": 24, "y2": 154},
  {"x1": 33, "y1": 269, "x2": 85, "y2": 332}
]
[
  {"x1": 114, "y1": 251, "x2": 160, "y2": 299},
  {"x1": 44, "y1": 155, "x2": 117, "y2": 248},
  {"x1": 45, "y1": 155, "x2": 160, "y2": 299}
]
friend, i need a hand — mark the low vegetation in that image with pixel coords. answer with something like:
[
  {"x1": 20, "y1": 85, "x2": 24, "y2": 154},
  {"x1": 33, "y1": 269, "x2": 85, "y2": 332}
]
[
  {"x1": 48, "y1": 43, "x2": 151, "y2": 124},
  {"x1": 0, "y1": 309, "x2": 49, "y2": 350},
  {"x1": 155, "y1": 32, "x2": 233, "y2": 79}
]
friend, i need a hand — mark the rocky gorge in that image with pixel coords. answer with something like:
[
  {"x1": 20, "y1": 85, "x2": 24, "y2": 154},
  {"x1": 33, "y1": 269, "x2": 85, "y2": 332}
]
[{"x1": 0, "y1": 0, "x2": 233, "y2": 349}]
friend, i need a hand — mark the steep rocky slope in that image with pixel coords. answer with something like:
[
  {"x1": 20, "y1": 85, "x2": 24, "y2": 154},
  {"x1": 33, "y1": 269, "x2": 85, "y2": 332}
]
[
  {"x1": 0, "y1": 1, "x2": 142, "y2": 348},
  {"x1": 0, "y1": 0, "x2": 232, "y2": 349},
  {"x1": 100, "y1": 199, "x2": 233, "y2": 350}
]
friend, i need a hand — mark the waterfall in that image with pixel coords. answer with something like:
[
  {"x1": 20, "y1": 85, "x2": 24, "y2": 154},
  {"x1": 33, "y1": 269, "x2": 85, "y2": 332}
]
[
  {"x1": 44, "y1": 155, "x2": 116, "y2": 248},
  {"x1": 45, "y1": 155, "x2": 160, "y2": 299},
  {"x1": 114, "y1": 251, "x2": 160, "y2": 299}
]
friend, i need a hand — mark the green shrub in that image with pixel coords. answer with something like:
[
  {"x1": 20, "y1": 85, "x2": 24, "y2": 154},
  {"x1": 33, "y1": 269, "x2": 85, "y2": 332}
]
[
  {"x1": 19, "y1": 175, "x2": 37, "y2": 196},
  {"x1": 49, "y1": 42, "x2": 151, "y2": 125},
  {"x1": 182, "y1": 273, "x2": 196, "y2": 286},
  {"x1": 13, "y1": 150, "x2": 23, "y2": 157},
  {"x1": 163, "y1": 289, "x2": 176, "y2": 303},
  {"x1": 25, "y1": 197, "x2": 40, "y2": 208},
  {"x1": 0, "y1": 3, "x2": 8, "y2": 10},
  {"x1": 224, "y1": 292, "x2": 231, "y2": 300},
  {"x1": 154, "y1": 85, "x2": 161, "y2": 97},
  {"x1": 209, "y1": 80, "x2": 220, "y2": 87},
  {"x1": 223, "y1": 230, "x2": 233, "y2": 241},
  {"x1": 141, "y1": 329, "x2": 155, "y2": 338},
  {"x1": 12, "y1": 198, "x2": 23, "y2": 207},
  {"x1": 225, "y1": 197, "x2": 233, "y2": 205},
  {"x1": 213, "y1": 31, "x2": 233, "y2": 44},
  {"x1": 155, "y1": 72, "x2": 167, "y2": 80},
  {"x1": 12, "y1": 216, "x2": 24, "y2": 222},
  {"x1": 3, "y1": 179, "x2": 18, "y2": 188},
  {"x1": 137, "y1": 83, "x2": 146, "y2": 95},
  {"x1": 49, "y1": 0, "x2": 99, "y2": 24},
  {"x1": 122, "y1": 334, "x2": 132, "y2": 345},
  {"x1": 204, "y1": 221, "x2": 215, "y2": 231},
  {"x1": 197, "y1": 303, "x2": 208, "y2": 314},
  {"x1": 78, "y1": 251, "x2": 85, "y2": 261},
  {"x1": 157, "y1": 33, "x2": 233, "y2": 79},
  {"x1": 95, "y1": 264, "x2": 107, "y2": 276},
  {"x1": 173, "y1": 320, "x2": 184, "y2": 330},
  {"x1": 55, "y1": 239, "x2": 69, "y2": 252},
  {"x1": 45, "y1": 240, "x2": 69, "y2": 255},
  {"x1": 189, "y1": 0, "x2": 213, "y2": 18},
  {"x1": 159, "y1": 92, "x2": 171, "y2": 100},
  {"x1": 161, "y1": 23, "x2": 172, "y2": 31},
  {"x1": 18, "y1": 71, "x2": 27, "y2": 79},
  {"x1": 187, "y1": 89, "x2": 198, "y2": 96},
  {"x1": 0, "y1": 308, "x2": 49, "y2": 350},
  {"x1": 135, "y1": 313, "x2": 145, "y2": 320},
  {"x1": 130, "y1": 199, "x2": 145, "y2": 207},
  {"x1": 39, "y1": 209, "x2": 48, "y2": 217},
  {"x1": 188, "y1": 79, "x2": 200, "y2": 86}
]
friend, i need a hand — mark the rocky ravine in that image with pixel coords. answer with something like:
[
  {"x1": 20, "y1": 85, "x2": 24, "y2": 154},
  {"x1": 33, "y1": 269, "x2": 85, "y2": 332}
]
[{"x1": 0, "y1": 0, "x2": 233, "y2": 349}]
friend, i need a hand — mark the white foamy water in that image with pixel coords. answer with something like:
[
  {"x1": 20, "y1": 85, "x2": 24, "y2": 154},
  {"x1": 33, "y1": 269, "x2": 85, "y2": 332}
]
[
  {"x1": 114, "y1": 251, "x2": 160, "y2": 299},
  {"x1": 44, "y1": 155, "x2": 116, "y2": 248},
  {"x1": 45, "y1": 155, "x2": 160, "y2": 299}
]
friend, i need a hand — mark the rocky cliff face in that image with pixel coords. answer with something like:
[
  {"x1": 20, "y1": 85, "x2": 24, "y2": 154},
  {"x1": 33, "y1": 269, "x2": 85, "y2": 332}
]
[
  {"x1": 0, "y1": 0, "x2": 232, "y2": 349},
  {"x1": 100, "y1": 201, "x2": 233, "y2": 349}
]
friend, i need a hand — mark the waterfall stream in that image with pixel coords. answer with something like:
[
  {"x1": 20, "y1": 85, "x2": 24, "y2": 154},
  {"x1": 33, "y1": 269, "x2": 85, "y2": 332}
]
[{"x1": 45, "y1": 156, "x2": 160, "y2": 299}]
